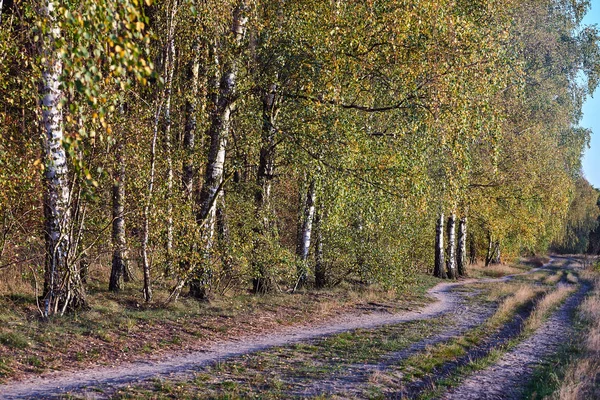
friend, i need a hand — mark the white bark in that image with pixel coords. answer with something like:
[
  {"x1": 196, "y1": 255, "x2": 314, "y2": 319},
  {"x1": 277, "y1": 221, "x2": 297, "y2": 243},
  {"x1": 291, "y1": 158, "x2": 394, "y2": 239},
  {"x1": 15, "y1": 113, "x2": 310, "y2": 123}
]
[
  {"x1": 296, "y1": 178, "x2": 316, "y2": 288},
  {"x1": 446, "y1": 212, "x2": 457, "y2": 279},
  {"x1": 197, "y1": 2, "x2": 247, "y2": 239},
  {"x1": 493, "y1": 242, "x2": 501, "y2": 264},
  {"x1": 141, "y1": 101, "x2": 161, "y2": 302},
  {"x1": 299, "y1": 181, "x2": 316, "y2": 261},
  {"x1": 457, "y1": 216, "x2": 467, "y2": 276},
  {"x1": 40, "y1": 0, "x2": 85, "y2": 315},
  {"x1": 182, "y1": 41, "x2": 201, "y2": 200},
  {"x1": 191, "y1": 2, "x2": 247, "y2": 299},
  {"x1": 164, "y1": 0, "x2": 177, "y2": 271},
  {"x1": 434, "y1": 212, "x2": 446, "y2": 278}
]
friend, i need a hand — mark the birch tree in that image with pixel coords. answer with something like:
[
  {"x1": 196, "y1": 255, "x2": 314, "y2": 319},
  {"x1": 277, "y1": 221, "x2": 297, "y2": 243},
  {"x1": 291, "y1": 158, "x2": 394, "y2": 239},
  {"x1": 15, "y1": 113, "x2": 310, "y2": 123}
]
[
  {"x1": 39, "y1": 0, "x2": 86, "y2": 316},
  {"x1": 109, "y1": 140, "x2": 129, "y2": 292},
  {"x1": 433, "y1": 213, "x2": 446, "y2": 279},
  {"x1": 190, "y1": 1, "x2": 248, "y2": 300},
  {"x1": 296, "y1": 177, "x2": 316, "y2": 289},
  {"x1": 457, "y1": 215, "x2": 467, "y2": 276},
  {"x1": 446, "y1": 213, "x2": 457, "y2": 279}
]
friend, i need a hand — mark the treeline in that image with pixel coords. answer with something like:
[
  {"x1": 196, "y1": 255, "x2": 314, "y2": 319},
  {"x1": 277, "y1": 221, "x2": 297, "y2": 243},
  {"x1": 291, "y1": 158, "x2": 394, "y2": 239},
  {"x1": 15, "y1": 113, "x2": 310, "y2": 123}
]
[{"x1": 0, "y1": 0, "x2": 598, "y2": 315}]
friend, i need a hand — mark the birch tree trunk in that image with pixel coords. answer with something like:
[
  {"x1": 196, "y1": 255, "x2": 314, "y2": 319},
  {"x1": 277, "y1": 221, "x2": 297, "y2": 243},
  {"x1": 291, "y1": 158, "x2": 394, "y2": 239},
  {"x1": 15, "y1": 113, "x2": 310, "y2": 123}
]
[
  {"x1": 40, "y1": 0, "x2": 86, "y2": 316},
  {"x1": 163, "y1": 0, "x2": 177, "y2": 273},
  {"x1": 141, "y1": 101, "x2": 162, "y2": 302},
  {"x1": 485, "y1": 232, "x2": 493, "y2": 266},
  {"x1": 434, "y1": 213, "x2": 446, "y2": 278},
  {"x1": 457, "y1": 216, "x2": 467, "y2": 276},
  {"x1": 446, "y1": 213, "x2": 457, "y2": 279},
  {"x1": 109, "y1": 142, "x2": 129, "y2": 292},
  {"x1": 296, "y1": 178, "x2": 316, "y2": 289},
  {"x1": 191, "y1": 2, "x2": 247, "y2": 300},
  {"x1": 493, "y1": 241, "x2": 501, "y2": 264},
  {"x1": 314, "y1": 204, "x2": 325, "y2": 289}
]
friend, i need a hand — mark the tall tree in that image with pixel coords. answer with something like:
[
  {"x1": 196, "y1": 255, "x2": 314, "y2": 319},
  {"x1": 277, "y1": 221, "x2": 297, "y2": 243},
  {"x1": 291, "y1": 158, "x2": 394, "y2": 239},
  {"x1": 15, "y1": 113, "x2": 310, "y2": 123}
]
[
  {"x1": 296, "y1": 177, "x2": 316, "y2": 289},
  {"x1": 190, "y1": 1, "x2": 248, "y2": 300},
  {"x1": 457, "y1": 215, "x2": 467, "y2": 276},
  {"x1": 446, "y1": 212, "x2": 457, "y2": 279},
  {"x1": 40, "y1": 0, "x2": 86, "y2": 316},
  {"x1": 109, "y1": 140, "x2": 129, "y2": 292},
  {"x1": 434, "y1": 213, "x2": 446, "y2": 279}
]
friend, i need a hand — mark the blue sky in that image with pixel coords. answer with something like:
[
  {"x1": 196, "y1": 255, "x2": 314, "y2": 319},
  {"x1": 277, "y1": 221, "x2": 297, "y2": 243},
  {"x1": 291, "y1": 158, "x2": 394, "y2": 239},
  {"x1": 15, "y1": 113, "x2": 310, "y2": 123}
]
[{"x1": 581, "y1": 2, "x2": 600, "y2": 188}]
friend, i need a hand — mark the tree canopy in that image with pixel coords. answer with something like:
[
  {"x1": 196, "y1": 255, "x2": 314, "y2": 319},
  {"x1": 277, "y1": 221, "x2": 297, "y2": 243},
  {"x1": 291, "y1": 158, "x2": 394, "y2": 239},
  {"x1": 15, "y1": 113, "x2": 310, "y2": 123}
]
[{"x1": 0, "y1": 0, "x2": 598, "y2": 313}]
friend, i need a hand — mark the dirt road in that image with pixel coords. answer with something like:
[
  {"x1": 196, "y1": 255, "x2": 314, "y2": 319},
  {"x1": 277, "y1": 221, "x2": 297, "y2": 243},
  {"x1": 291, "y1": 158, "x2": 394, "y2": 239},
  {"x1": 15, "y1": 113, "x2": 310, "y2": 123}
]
[{"x1": 0, "y1": 257, "x2": 588, "y2": 399}]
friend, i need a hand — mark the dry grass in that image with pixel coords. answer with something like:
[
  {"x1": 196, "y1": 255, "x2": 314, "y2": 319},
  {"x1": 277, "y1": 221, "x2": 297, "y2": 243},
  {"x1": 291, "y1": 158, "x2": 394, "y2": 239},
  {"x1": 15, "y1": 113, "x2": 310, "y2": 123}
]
[
  {"x1": 0, "y1": 265, "x2": 36, "y2": 297},
  {"x1": 0, "y1": 269, "x2": 439, "y2": 382},
  {"x1": 524, "y1": 284, "x2": 575, "y2": 333},
  {"x1": 368, "y1": 369, "x2": 396, "y2": 386},
  {"x1": 554, "y1": 275, "x2": 600, "y2": 400},
  {"x1": 545, "y1": 271, "x2": 564, "y2": 285},
  {"x1": 348, "y1": 285, "x2": 398, "y2": 304},
  {"x1": 469, "y1": 261, "x2": 526, "y2": 279},
  {"x1": 495, "y1": 285, "x2": 539, "y2": 320},
  {"x1": 480, "y1": 281, "x2": 540, "y2": 304},
  {"x1": 530, "y1": 256, "x2": 551, "y2": 267},
  {"x1": 566, "y1": 272, "x2": 579, "y2": 284}
]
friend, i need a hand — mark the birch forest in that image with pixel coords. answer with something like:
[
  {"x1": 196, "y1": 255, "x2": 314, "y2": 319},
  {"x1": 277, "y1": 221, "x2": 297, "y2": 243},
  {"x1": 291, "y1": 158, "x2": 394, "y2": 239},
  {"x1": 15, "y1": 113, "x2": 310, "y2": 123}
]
[{"x1": 0, "y1": 0, "x2": 599, "y2": 315}]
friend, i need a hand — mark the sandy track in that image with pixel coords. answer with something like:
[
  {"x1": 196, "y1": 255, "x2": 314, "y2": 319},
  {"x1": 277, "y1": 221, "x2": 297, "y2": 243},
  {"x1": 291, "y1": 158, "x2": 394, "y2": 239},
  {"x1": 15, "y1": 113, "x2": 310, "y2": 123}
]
[
  {"x1": 291, "y1": 293, "x2": 493, "y2": 398},
  {"x1": 0, "y1": 266, "x2": 550, "y2": 399},
  {"x1": 442, "y1": 282, "x2": 589, "y2": 400}
]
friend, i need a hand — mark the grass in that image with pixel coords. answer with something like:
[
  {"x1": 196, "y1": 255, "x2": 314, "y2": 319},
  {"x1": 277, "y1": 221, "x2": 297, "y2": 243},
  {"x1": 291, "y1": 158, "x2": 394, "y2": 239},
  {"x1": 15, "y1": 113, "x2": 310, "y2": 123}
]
[
  {"x1": 89, "y1": 260, "x2": 575, "y2": 399},
  {"x1": 0, "y1": 272, "x2": 439, "y2": 382},
  {"x1": 468, "y1": 261, "x2": 529, "y2": 279},
  {"x1": 522, "y1": 341, "x2": 582, "y2": 400},
  {"x1": 545, "y1": 271, "x2": 564, "y2": 285},
  {"x1": 0, "y1": 332, "x2": 30, "y2": 349},
  {"x1": 4, "y1": 257, "x2": 583, "y2": 400},
  {"x1": 523, "y1": 285, "x2": 576, "y2": 334},
  {"x1": 113, "y1": 315, "x2": 453, "y2": 399}
]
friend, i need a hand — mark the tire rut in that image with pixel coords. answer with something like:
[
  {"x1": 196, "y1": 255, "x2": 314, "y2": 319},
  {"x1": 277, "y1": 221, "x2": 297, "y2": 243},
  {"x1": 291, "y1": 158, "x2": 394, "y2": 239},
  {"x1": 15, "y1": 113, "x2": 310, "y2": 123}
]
[
  {"x1": 288, "y1": 289, "x2": 493, "y2": 398},
  {"x1": 397, "y1": 292, "x2": 544, "y2": 399},
  {"x1": 441, "y1": 282, "x2": 590, "y2": 400}
]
